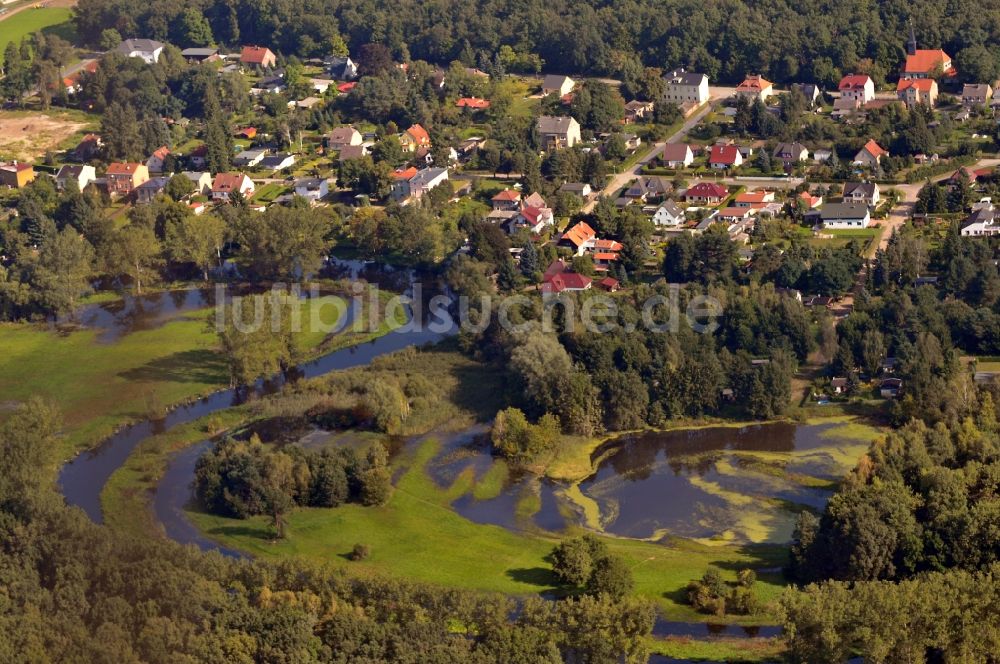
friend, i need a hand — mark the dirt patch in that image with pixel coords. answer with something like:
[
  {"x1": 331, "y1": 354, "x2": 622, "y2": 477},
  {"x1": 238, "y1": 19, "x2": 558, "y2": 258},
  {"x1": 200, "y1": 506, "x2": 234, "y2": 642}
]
[{"x1": 0, "y1": 112, "x2": 89, "y2": 161}]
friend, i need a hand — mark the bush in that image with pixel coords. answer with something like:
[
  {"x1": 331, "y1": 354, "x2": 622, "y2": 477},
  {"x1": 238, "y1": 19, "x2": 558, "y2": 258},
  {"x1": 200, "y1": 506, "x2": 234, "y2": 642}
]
[
  {"x1": 551, "y1": 535, "x2": 634, "y2": 600},
  {"x1": 685, "y1": 568, "x2": 761, "y2": 616},
  {"x1": 552, "y1": 534, "x2": 607, "y2": 586},
  {"x1": 588, "y1": 555, "x2": 634, "y2": 600},
  {"x1": 492, "y1": 408, "x2": 561, "y2": 463},
  {"x1": 349, "y1": 543, "x2": 370, "y2": 561}
]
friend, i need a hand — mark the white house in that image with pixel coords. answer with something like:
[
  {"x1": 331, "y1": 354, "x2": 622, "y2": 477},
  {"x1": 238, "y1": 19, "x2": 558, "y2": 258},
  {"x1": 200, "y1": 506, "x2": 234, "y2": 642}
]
[
  {"x1": 294, "y1": 178, "x2": 329, "y2": 202},
  {"x1": 54, "y1": 164, "x2": 96, "y2": 191},
  {"x1": 853, "y1": 140, "x2": 888, "y2": 167},
  {"x1": 661, "y1": 143, "x2": 694, "y2": 168},
  {"x1": 662, "y1": 68, "x2": 709, "y2": 105},
  {"x1": 233, "y1": 149, "x2": 268, "y2": 168},
  {"x1": 537, "y1": 116, "x2": 581, "y2": 149},
  {"x1": 541, "y1": 74, "x2": 575, "y2": 97},
  {"x1": 837, "y1": 74, "x2": 875, "y2": 106},
  {"x1": 182, "y1": 171, "x2": 213, "y2": 195},
  {"x1": 211, "y1": 173, "x2": 256, "y2": 202},
  {"x1": 843, "y1": 182, "x2": 880, "y2": 207},
  {"x1": 652, "y1": 201, "x2": 685, "y2": 227},
  {"x1": 820, "y1": 202, "x2": 870, "y2": 229},
  {"x1": 961, "y1": 202, "x2": 1000, "y2": 236},
  {"x1": 391, "y1": 167, "x2": 449, "y2": 202},
  {"x1": 116, "y1": 38, "x2": 164, "y2": 64},
  {"x1": 260, "y1": 153, "x2": 296, "y2": 171},
  {"x1": 146, "y1": 146, "x2": 170, "y2": 173}
]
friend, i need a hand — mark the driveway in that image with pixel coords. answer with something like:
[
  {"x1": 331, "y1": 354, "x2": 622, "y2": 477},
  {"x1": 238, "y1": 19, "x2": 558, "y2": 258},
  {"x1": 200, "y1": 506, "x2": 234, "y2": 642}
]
[{"x1": 582, "y1": 86, "x2": 735, "y2": 213}]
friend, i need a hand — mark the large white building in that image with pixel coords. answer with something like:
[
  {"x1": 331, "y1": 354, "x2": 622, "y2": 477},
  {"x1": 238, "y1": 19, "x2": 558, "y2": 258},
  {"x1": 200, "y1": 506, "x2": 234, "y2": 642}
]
[
  {"x1": 961, "y1": 201, "x2": 1000, "y2": 237},
  {"x1": 115, "y1": 38, "x2": 165, "y2": 64},
  {"x1": 662, "y1": 68, "x2": 709, "y2": 105},
  {"x1": 820, "y1": 202, "x2": 870, "y2": 229}
]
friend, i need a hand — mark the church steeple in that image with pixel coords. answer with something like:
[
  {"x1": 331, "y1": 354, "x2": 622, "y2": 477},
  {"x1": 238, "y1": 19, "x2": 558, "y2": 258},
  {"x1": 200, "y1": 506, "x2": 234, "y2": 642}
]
[{"x1": 908, "y1": 20, "x2": 918, "y2": 55}]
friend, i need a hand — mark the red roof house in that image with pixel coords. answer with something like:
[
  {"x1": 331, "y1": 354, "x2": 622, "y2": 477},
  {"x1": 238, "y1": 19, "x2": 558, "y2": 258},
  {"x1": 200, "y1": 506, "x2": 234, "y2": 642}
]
[
  {"x1": 456, "y1": 97, "x2": 490, "y2": 109},
  {"x1": 542, "y1": 271, "x2": 592, "y2": 294},
  {"x1": 240, "y1": 46, "x2": 276, "y2": 68},
  {"x1": 400, "y1": 124, "x2": 431, "y2": 151},
  {"x1": 684, "y1": 182, "x2": 729, "y2": 204},
  {"x1": 709, "y1": 145, "x2": 743, "y2": 169}
]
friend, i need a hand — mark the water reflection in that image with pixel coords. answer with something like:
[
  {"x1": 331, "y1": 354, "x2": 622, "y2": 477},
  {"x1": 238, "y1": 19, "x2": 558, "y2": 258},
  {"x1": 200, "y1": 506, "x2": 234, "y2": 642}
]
[{"x1": 579, "y1": 424, "x2": 841, "y2": 542}]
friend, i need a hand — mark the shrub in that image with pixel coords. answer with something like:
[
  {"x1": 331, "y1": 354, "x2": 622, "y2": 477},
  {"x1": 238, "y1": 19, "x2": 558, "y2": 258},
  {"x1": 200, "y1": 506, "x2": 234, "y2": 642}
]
[{"x1": 349, "y1": 543, "x2": 370, "y2": 561}]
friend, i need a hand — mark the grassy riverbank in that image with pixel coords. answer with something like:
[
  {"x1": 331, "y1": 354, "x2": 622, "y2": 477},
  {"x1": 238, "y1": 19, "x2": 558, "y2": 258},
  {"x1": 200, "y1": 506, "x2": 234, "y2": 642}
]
[
  {"x1": 0, "y1": 290, "x2": 391, "y2": 458},
  {"x1": 98, "y1": 347, "x2": 874, "y2": 623},
  {"x1": 187, "y1": 432, "x2": 790, "y2": 621},
  {"x1": 96, "y1": 344, "x2": 885, "y2": 662}
]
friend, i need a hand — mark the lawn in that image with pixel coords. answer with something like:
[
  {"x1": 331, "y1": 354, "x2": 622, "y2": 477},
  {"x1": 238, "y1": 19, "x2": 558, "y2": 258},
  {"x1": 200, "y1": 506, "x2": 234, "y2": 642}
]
[
  {"x1": 187, "y1": 434, "x2": 790, "y2": 622},
  {"x1": 0, "y1": 7, "x2": 75, "y2": 66},
  {"x1": 0, "y1": 294, "x2": 348, "y2": 458}
]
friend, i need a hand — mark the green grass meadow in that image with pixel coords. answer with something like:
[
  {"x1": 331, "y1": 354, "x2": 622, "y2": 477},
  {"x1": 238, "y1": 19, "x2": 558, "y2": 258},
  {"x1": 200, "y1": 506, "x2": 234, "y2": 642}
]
[
  {"x1": 187, "y1": 435, "x2": 790, "y2": 623},
  {"x1": 0, "y1": 295, "x2": 348, "y2": 457},
  {"x1": 0, "y1": 7, "x2": 76, "y2": 67}
]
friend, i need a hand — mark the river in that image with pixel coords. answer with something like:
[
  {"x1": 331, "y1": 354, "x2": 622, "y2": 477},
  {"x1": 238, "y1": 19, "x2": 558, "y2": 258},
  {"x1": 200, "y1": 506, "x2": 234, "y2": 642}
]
[
  {"x1": 55, "y1": 265, "x2": 846, "y2": 662},
  {"x1": 58, "y1": 261, "x2": 455, "y2": 523}
]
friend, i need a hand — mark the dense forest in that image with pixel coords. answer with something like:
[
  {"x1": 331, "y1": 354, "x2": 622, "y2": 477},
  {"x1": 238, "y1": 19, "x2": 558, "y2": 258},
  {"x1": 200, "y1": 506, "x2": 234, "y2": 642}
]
[{"x1": 73, "y1": 0, "x2": 1000, "y2": 86}]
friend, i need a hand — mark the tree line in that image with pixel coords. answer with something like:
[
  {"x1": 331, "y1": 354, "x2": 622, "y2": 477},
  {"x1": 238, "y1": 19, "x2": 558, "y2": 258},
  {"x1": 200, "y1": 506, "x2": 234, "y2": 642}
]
[{"x1": 73, "y1": 0, "x2": 1000, "y2": 86}]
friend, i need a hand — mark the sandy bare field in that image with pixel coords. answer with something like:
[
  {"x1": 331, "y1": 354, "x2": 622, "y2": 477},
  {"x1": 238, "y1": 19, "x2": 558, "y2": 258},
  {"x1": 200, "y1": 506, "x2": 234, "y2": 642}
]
[{"x1": 0, "y1": 112, "x2": 89, "y2": 161}]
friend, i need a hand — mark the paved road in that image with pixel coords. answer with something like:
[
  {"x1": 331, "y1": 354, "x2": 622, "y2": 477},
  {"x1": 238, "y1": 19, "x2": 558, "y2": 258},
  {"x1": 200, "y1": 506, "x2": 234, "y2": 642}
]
[{"x1": 581, "y1": 86, "x2": 737, "y2": 213}]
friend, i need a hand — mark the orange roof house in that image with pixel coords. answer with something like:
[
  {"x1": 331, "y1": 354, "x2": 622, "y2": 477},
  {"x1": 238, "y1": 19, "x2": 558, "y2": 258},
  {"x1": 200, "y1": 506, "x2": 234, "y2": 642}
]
[
  {"x1": 734, "y1": 190, "x2": 775, "y2": 207},
  {"x1": 853, "y1": 139, "x2": 888, "y2": 167},
  {"x1": 559, "y1": 221, "x2": 598, "y2": 256},
  {"x1": 240, "y1": 46, "x2": 277, "y2": 68},
  {"x1": 456, "y1": 97, "x2": 490, "y2": 109},
  {"x1": 391, "y1": 166, "x2": 418, "y2": 180},
  {"x1": 399, "y1": 124, "x2": 431, "y2": 152},
  {"x1": 896, "y1": 78, "x2": 938, "y2": 107},
  {"x1": 736, "y1": 75, "x2": 774, "y2": 100},
  {"x1": 798, "y1": 190, "x2": 823, "y2": 209},
  {"x1": 235, "y1": 127, "x2": 258, "y2": 139},
  {"x1": 491, "y1": 188, "x2": 521, "y2": 211},
  {"x1": 105, "y1": 162, "x2": 149, "y2": 197},
  {"x1": 903, "y1": 49, "x2": 955, "y2": 79}
]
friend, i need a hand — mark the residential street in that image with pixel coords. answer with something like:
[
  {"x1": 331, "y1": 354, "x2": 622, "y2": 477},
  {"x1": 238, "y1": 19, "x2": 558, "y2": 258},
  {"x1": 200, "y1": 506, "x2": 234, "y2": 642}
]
[{"x1": 581, "y1": 86, "x2": 737, "y2": 213}]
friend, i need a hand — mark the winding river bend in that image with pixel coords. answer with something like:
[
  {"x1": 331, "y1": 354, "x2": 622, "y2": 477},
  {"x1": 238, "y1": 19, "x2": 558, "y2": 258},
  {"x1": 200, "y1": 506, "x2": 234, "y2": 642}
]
[
  {"x1": 54, "y1": 266, "x2": 829, "y2": 658},
  {"x1": 58, "y1": 262, "x2": 456, "y2": 524}
]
